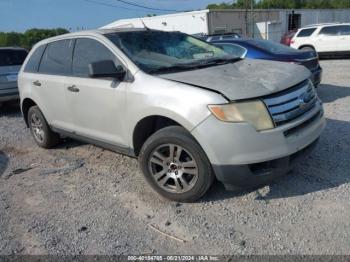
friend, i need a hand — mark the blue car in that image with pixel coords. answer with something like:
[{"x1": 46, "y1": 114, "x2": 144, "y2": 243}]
[{"x1": 211, "y1": 39, "x2": 322, "y2": 87}]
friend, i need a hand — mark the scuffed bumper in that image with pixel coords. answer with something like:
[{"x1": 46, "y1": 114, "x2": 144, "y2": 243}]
[{"x1": 191, "y1": 101, "x2": 326, "y2": 189}]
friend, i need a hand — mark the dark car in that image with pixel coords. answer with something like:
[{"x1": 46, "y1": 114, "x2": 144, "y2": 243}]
[
  {"x1": 212, "y1": 38, "x2": 322, "y2": 87},
  {"x1": 0, "y1": 47, "x2": 28, "y2": 103}
]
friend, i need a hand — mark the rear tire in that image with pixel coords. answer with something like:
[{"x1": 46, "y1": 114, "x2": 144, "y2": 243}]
[
  {"x1": 139, "y1": 126, "x2": 214, "y2": 202},
  {"x1": 300, "y1": 46, "x2": 315, "y2": 52},
  {"x1": 28, "y1": 106, "x2": 59, "y2": 149}
]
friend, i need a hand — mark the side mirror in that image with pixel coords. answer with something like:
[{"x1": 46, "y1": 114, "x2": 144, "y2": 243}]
[{"x1": 89, "y1": 60, "x2": 126, "y2": 81}]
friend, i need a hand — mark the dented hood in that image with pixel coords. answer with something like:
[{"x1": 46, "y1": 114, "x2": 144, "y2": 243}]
[{"x1": 159, "y1": 59, "x2": 311, "y2": 100}]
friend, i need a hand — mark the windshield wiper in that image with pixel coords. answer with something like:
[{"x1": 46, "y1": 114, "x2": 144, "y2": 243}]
[
  {"x1": 200, "y1": 57, "x2": 242, "y2": 66},
  {"x1": 147, "y1": 64, "x2": 198, "y2": 74},
  {"x1": 147, "y1": 57, "x2": 242, "y2": 74}
]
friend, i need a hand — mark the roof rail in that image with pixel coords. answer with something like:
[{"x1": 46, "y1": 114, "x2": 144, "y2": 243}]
[{"x1": 303, "y1": 22, "x2": 342, "y2": 28}]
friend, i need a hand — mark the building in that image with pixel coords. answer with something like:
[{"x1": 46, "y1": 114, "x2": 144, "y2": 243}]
[{"x1": 102, "y1": 9, "x2": 350, "y2": 42}]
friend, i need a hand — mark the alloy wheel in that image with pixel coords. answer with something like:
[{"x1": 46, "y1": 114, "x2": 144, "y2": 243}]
[
  {"x1": 30, "y1": 113, "x2": 45, "y2": 143},
  {"x1": 148, "y1": 143, "x2": 199, "y2": 193}
]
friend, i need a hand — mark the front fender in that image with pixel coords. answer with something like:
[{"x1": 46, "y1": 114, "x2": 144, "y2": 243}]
[{"x1": 126, "y1": 72, "x2": 228, "y2": 147}]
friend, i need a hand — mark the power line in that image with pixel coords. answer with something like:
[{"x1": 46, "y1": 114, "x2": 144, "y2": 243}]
[
  {"x1": 82, "y1": 0, "x2": 143, "y2": 12},
  {"x1": 114, "y1": 0, "x2": 182, "y2": 12}
]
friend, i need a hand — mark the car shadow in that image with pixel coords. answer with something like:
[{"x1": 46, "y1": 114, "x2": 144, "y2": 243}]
[
  {"x1": 203, "y1": 118, "x2": 350, "y2": 202},
  {"x1": 317, "y1": 83, "x2": 350, "y2": 103},
  {"x1": 0, "y1": 151, "x2": 9, "y2": 178},
  {"x1": 0, "y1": 101, "x2": 21, "y2": 117},
  {"x1": 55, "y1": 138, "x2": 87, "y2": 150}
]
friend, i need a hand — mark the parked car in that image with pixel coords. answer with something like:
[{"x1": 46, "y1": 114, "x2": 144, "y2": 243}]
[
  {"x1": 200, "y1": 33, "x2": 241, "y2": 42},
  {"x1": 290, "y1": 23, "x2": 350, "y2": 57},
  {"x1": 0, "y1": 47, "x2": 28, "y2": 103},
  {"x1": 18, "y1": 29, "x2": 325, "y2": 202},
  {"x1": 211, "y1": 38, "x2": 322, "y2": 87},
  {"x1": 280, "y1": 30, "x2": 297, "y2": 46}
]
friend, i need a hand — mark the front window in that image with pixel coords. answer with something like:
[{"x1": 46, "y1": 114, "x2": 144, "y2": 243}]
[{"x1": 105, "y1": 31, "x2": 238, "y2": 74}]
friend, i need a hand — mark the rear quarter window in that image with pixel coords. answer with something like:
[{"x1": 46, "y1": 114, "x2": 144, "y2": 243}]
[
  {"x1": 296, "y1": 28, "x2": 317, "y2": 37},
  {"x1": 23, "y1": 45, "x2": 46, "y2": 73},
  {"x1": 0, "y1": 49, "x2": 27, "y2": 66},
  {"x1": 38, "y1": 39, "x2": 74, "y2": 76}
]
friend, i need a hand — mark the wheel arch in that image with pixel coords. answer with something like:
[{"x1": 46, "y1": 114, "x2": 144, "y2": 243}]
[
  {"x1": 299, "y1": 44, "x2": 315, "y2": 51},
  {"x1": 21, "y1": 98, "x2": 37, "y2": 127},
  {"x1": 132, "y1": 115, "x2": 187, "y2": 157}
]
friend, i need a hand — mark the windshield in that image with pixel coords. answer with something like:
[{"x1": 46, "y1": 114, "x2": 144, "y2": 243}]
[
  {"x1": 0, "y1": 49, "x2": 27, "y2": 66},
  {"x1": 105, "y1": 31, "x2": 238, "y2": 74},
  {"x1": 248, "y1": 39, "x2": 303, "y2": 54}
]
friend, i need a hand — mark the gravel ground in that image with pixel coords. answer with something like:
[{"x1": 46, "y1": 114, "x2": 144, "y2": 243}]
[{"x1": 0, "y1": 59, "x2": 350, "y2": 255}]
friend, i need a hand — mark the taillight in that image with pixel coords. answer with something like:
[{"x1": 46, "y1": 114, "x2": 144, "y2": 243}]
[{"x1": 290, "y1": 39, "x2": 295, "y2": 45}]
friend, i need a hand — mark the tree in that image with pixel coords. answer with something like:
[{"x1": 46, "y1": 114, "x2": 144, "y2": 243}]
[{"x1": 0, "y1": 28, "x2": 69, "y2": 50}]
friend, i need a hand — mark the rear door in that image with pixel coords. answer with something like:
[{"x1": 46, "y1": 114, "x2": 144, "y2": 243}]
[
  {"x1": 338, "y1": 25, "x2": 350, "y2": 52},
  {"x1": 64, "y1": 37, "x2": 129, "y2": 147},
  {"x1": 316, "y1": 26, "x2": 341, "y2": 52},
  {"x1": 30, "y1": 39, "x2": 74, "y2": 130}
]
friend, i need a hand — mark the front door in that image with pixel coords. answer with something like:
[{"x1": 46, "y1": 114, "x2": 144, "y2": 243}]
[{"x1": 64, "y1": 37, "x2": 129, "y2": 147}]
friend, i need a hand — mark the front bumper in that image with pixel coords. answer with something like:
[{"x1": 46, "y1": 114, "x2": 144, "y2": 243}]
[
  {"x1": 191, "y1": 101, "x2": 325, "y2": 189},
  {"x1": 310, "y1": 67, "x2": 322, "y2": 87}
]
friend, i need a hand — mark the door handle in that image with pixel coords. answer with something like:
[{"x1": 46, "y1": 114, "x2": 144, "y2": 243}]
[
  {"x1": 33, "y1": 80, "x2": 41, "y2": 87},
  {"x1": 67, "y1": 85, "x2": 80, "y2": 93}
]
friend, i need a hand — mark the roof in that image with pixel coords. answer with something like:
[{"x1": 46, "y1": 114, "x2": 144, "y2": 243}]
[
  {"x1": 32, "y1": 28, "x2": 149, "y2": 46},
  {"x1": 302, "y1": 22, "x2": 350, "y2": 28}
]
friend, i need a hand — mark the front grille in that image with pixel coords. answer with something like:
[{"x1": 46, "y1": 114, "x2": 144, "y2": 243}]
[
  {"x1": 263, "y1": 80, "x2": 317, "y2": 126},
  {"x1": 299, "y1": 58, "x2": 318, "y2": 71}
]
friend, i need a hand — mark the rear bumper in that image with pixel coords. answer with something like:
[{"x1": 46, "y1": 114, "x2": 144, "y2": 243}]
[{"x1": 0, "y1": 82, "x2": 19, "y2": 102}]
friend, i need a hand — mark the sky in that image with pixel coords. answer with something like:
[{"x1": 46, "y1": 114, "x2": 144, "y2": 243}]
[{"x1": 0, "y1": 0, "x2": 225, "y2": 32}]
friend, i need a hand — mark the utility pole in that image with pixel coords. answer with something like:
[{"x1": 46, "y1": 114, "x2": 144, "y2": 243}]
[
  {"x1": 250, "y1": 0, "x2": 254, "y2": 38},
  {"x1": 245, "y1": 0, "x2": 248, "y2": 37}
]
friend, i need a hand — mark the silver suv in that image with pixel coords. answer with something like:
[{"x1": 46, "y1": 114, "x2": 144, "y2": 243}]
[
  {"x1": 18, "y1": 29, "x2": 325, "y2": 202},
  {"x1": 0, "y1": 47, "x2": 27, "y2": 103}
]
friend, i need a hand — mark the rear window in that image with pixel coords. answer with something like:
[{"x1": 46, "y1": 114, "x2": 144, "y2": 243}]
[
  {"x1": 296, "y1": 28, "x2": 317, "y2": 37},
  {"x1": 38, "y1": 39, "x2": 74, "y2": 76},
  {"x1": 222, "y1": 34, "x2": 240, "y2": 39},
  {"x1": 0, "y1": 49, "x2": 27, "y2": 66},
  {"x1": 23, "y1": 45, "x2": 46, "y2": 73}
]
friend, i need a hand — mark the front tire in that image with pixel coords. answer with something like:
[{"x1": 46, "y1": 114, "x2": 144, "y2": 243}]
[
  {"x1": 28, "y1": 106, "x2": 59, "y2": 149},
  {"x1": 139, "y1": 126, "x2": 214, "y2": 202}
]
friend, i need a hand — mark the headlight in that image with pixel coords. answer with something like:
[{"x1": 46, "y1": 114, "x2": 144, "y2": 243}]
[{"x1": 208, "y1": 100, "x2": 274, "y2": 131}]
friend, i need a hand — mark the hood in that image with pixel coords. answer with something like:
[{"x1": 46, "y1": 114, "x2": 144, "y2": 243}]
[{"x1": 158, "y1": 59, "x2": 311, "y2": 100}]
